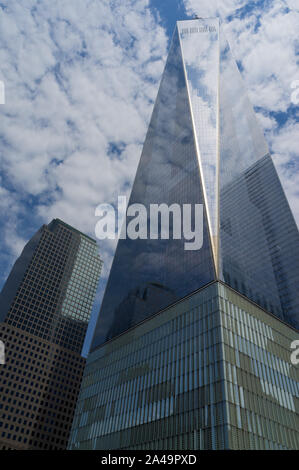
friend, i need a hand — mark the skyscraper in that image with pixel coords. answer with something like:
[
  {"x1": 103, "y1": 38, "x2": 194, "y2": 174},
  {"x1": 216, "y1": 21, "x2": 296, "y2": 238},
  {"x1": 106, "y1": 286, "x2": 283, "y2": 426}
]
[
  {"x1": 0, "y1": 219, "x2": 102, "y2": 449},
  {"x1": 68, "y1": 19, "x2": 299, "y2": 450}
]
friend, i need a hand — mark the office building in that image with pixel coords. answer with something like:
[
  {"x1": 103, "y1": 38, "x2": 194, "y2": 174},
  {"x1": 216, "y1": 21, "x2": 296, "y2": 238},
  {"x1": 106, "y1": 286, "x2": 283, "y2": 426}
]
[
  {"x1": 68, "y1": 19, "x2": 299, "y2": 449},
  {"x1": 0, "y1": 219, "x2": 102, "y2": 449}
]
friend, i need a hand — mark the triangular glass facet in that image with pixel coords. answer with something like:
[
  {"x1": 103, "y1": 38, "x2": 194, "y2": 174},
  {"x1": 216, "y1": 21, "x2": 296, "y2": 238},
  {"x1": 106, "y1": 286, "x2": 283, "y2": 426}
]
[
  {"x1": 218, "y1": 24, "x2": 299, "y2": 326},
  {"x1": 178, "y1": 18, "x2": 219, "y2": 264},
  {"x1": 91, "y1": 27, "x2": 215, "y2": 350}
]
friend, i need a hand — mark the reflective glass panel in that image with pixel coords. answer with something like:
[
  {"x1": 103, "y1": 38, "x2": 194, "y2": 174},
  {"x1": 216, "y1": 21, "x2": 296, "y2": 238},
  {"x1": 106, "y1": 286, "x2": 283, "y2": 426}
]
[
  {"x1": 218, "y1": 28, "x2": 299, "y2": 328},
  {"x1": 91, "y1": 28, "x2": 215, "y2": 350},
  {"x1": 178, "y1": 18, "x2": 219, "y2": 255}
]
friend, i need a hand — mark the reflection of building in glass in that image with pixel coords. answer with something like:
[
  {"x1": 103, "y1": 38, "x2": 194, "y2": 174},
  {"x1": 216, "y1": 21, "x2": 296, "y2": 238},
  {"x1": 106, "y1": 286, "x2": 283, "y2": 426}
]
[
  {"x1": 69, "y1": 19, "x2": 299, "y2": 450},
  {"x1": 107, "y1": 282, "x2": 177, "y2": 340},
  {"x1": 0, "y1": 219, "x2": 102, "y2": 449}
]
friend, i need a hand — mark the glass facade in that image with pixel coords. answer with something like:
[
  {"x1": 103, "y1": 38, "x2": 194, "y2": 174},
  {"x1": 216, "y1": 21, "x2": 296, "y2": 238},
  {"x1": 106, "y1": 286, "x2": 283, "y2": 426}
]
[
  {"x1": 68, "y1": 282, "x2": 299, "y2": 450},
  {"x1": 219, "y1": 154, "x2": 299, "y2": 328},
  {"x1": 91, "y1": 25, "x2": 215, "y2": 350},
  {"x1": 219, "y1": 285, "x2": 299, "y2": 450},
  {"x1": 60, "y1": 235, "x2": 102, "y2": 325},
  {"x1": 0, "y1": 219, "x2": 102, "y2": 353},
  {"x1": 218, "y1": 29, "x2": 299, "y2": 328},
  {"x1": 91, "y1": 18, "x2": 299, "y2": 353},
  {"x1": 178, "y1": 19, "x2": 219, "y2": 256},
  {"x1": 70, "y1": 18, "x2": 299, "y2": 450},
  {"x1": 0, "y1": 219, "x2": 102, "y2": 449}
]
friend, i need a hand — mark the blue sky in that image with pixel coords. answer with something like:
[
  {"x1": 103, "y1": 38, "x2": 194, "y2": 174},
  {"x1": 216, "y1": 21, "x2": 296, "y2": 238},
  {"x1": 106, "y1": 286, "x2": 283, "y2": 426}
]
[{"x1": 0, "y1": 0, "x2": 298, "y2": 356}]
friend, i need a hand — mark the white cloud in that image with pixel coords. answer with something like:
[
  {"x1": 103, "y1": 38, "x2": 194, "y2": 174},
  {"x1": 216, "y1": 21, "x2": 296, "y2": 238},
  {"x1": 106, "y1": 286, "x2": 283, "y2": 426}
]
[
  {"x1": 0, "y1": 0, "x2": 167, "y2": 281},
  {"x1": 0, "y1": 177, "x2": 27, "y2": 279},
  {"x1": 1, "y1": 0, "x2": 298, "y2": 299}
]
